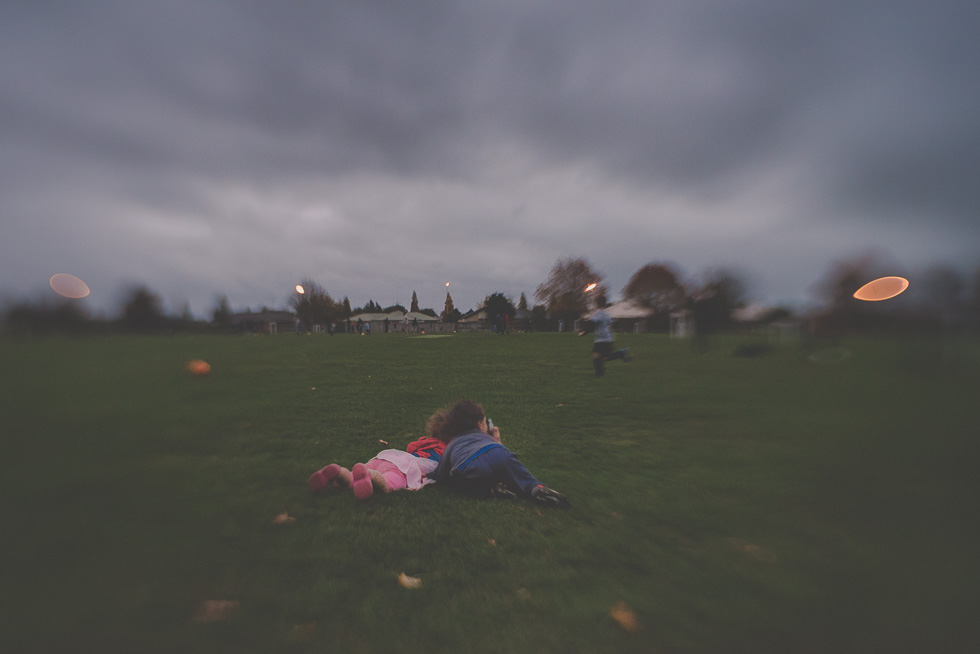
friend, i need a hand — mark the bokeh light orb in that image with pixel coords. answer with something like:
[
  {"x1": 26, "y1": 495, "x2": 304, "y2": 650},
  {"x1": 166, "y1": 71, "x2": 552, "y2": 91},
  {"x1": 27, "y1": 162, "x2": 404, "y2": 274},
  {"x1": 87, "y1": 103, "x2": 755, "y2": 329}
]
[
  {"x1": 295, "y1": 285, "x2": 305, "y2": 294},
  {"x1": 186, "y1": 359, "x2": 211, "y2": 376},
  {"x1": 853, "y1": 276, "x2": 909, "y2": 301},
  {"x1": 49, "y1": 273, "x2": 90, "y2": 299}
]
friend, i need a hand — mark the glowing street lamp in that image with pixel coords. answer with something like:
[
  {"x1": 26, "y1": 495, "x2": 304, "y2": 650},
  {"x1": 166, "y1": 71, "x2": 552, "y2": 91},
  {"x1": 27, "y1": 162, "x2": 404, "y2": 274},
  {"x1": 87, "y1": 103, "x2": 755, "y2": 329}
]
[
  {"x1": 295, "y1": 285, "x2": 305, "y2": 295},
  {"x1": 584, "y1": 282, "x2": 597, "y2": 293}
]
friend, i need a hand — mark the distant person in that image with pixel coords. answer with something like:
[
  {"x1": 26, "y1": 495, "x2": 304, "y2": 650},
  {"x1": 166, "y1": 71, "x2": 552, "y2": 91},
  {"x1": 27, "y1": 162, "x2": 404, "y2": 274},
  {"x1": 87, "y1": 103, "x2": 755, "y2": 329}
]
[
  {"x1": 494, "y1": 313, "x2": 503, "y2": 334},
  {"x1": 502, "y1": 313, "x2": 510, "y2": 334},
  {"x1": 691, "y1": 290, "x2": 718, "y2": 353},
  {"x1": 578, "y1": 295, "x2": 632, "y2": 377},
  {"x1": 328, "y1": 323, "x2": 335, "y2": 336},
  {"x1": 429, "y1": 400, "x2": 569, "y2": 507},
  {"x1": 412, "y1": 317, "x2": 419, "y2": 333},
  {"x1": 356, "y1": 317, "x2": 364, "y2": 334},
  {"x1": 384, "y1": 317, "x2": 390, "y2": 334}
]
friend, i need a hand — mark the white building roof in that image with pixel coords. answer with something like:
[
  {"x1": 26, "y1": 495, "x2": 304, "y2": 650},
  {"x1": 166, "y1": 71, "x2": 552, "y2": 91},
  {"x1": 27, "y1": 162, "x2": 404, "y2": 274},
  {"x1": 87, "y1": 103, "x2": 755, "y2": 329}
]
[
  {"x1": 351, "y1": 311, "x2": 439, "y2": 322},
  {"x1": 602, "y1": 300, "x2": 652, "y2": 319}
]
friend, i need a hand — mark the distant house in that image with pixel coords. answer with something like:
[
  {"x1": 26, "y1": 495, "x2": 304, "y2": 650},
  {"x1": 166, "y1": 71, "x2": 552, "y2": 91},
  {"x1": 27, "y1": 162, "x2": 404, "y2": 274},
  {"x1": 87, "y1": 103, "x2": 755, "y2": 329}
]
[
  {"x1": 230, "y1": 309, "x2": 297, "y2": 334},
  {"x1": 606, "y1": 300, "x2": 654, "y2": 333},
  {"x1": 576, "y1": 300, "x2": 654, "y2": 334},
  {"x1": 670, "y1": 308, "x2": 693, "y2": 338},
  {"x1": 513, "y1": 308, "x2": 533, "y2": 331},
  {"x1": 349, "y1": 310, "x2": 444, "y2": 334},
  {"x1": 456, "y1": 308, "x2": 488, "y2": 332},
  {"x1": 733, "y1": 304, "x2": 801, "y2": 344}
]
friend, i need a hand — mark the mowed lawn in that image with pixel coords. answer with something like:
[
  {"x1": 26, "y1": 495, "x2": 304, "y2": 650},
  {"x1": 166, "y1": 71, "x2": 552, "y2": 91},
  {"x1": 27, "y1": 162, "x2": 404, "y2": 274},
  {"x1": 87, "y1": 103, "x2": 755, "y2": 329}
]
[{"x1": 1, "y1": 331, "x2": 978, "y2": 653}]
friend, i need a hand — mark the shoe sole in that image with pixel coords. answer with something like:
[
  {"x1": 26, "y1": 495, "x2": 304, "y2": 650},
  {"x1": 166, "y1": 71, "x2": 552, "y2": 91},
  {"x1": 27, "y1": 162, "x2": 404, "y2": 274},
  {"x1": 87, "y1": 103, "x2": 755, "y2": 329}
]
[{"x1": 351, "y1": 463, "x2": 373, "y2": 500}]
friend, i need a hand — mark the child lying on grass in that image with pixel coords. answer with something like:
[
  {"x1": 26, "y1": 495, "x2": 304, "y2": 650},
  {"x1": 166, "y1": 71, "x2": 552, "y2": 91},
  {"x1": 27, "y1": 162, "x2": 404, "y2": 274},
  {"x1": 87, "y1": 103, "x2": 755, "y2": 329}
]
[
  {"x1": 308, "y1": 434, "x2": 445, "y2": 500},
  {"x1": 429, "y1": 400, "x2": 570, "y2": 508},
  {"x1": 308, "y1": 400, "x2": 568, "y2": 507}
]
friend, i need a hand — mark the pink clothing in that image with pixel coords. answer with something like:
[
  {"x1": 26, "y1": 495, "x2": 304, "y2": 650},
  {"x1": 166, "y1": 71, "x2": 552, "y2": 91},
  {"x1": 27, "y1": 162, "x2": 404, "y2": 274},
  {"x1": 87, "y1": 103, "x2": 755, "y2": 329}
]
[
  {"x1": 366, "y1": 459, "x2": 408, "y2": 491},
  {"x1": 370, "y1": 449, "x2": 439, "y2": 490}
]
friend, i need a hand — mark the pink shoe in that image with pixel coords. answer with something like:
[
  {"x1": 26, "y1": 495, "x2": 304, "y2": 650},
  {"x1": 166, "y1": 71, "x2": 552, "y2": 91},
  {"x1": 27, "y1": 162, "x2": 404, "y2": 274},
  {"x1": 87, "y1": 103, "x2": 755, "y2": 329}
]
[
  {"x1": 308, "y1": 464, "x2": 351, "y2": 493},
  {"x1": 351, "y1": 463, "x2": 373, "y2": 500}
]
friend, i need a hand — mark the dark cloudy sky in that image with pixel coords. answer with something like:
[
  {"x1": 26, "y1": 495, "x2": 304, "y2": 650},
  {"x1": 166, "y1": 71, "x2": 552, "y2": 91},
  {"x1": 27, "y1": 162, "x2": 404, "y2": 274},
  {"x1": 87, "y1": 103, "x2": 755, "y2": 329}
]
[{"x1": 3, "y1": 1, "x2": 978, "y2": 317}]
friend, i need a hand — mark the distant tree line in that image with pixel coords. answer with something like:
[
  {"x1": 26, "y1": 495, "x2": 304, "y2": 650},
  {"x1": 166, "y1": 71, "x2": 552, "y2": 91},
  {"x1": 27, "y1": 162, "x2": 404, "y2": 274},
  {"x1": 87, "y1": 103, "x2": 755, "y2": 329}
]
[
  {"x1": 533, "y1": 255, "x2": 980, "y2": 336},
  {"x1": 533, "y1": 257, "x2": 749, "y2": 332},
  {"x1": 3, "y1": 253, "x2": 979, "y2": 336}
]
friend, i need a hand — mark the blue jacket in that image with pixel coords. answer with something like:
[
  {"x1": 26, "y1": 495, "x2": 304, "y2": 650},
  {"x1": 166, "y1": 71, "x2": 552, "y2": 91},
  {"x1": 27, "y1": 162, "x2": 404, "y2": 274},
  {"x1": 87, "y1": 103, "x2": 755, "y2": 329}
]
[
  {"x1": 431, "y1": 430, "x2": 503, "y2": 481},
  {"x1": 431, "y1": 429, "x2": 540, "y2": 496}
]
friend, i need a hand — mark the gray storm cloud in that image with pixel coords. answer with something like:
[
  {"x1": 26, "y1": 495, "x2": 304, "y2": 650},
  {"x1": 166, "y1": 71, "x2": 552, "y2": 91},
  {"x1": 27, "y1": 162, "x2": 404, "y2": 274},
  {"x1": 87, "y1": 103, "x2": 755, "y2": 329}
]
[{"x1": 2, "y1": 1, "x2": 977, "y2": 316}]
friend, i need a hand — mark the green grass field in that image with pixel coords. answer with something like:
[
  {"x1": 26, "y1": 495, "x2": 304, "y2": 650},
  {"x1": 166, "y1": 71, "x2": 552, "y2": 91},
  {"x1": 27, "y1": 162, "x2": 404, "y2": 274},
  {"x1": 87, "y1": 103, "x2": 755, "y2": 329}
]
[{"x1": 2, "y1": 331, "x2": 978, "y2": 653}]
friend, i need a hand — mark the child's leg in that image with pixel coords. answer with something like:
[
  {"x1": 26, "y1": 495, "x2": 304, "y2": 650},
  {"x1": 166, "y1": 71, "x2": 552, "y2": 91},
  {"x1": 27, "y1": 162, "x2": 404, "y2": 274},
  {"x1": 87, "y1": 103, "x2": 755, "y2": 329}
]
[
  {"x1": 604, "y1": 347, "x2": 632, "y2": 363},
  {"x1": 309, "y1": 463, "x2": 352, "y2": 493},
  {"x1": 490, "y1": 449, "x2": 540, "y2": 498},
  {"x1": 366, "y1": 459, "x2": 408, "y2": 492},
  {"x1": 592, "y1": 352, "x2": 605, "y2": 377},
  {"x1": 352, "y1": 460, "x2": 408, "y2": 500},
  {"x1": 351, "y1": 463, "x2": 374, "y2": 500},
  {"x1": 461, "y1": 447, "x2": 540, "y2": 498}
]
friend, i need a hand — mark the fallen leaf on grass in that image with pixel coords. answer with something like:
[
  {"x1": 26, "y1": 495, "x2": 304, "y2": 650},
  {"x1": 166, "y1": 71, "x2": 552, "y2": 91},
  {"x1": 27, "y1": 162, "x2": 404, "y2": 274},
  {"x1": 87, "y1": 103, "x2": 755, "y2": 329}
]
[
  {"x1": 397, "y1": 572, "x2": 422, "y2": 589},
  {"x1": 193, "y1": 600, "x2": 240, "y2": 623},
  {"x1": 487, "y1": 538, "x2": 497, "y2": 546},
  {"x1": 609, "y1": 601, "x2": 640, "y2": 632},
  {"x1": 378, "y1": 439, "x2": 388, "y2": 445},
  {"x1": 272, "y1": 512, "x2": 296, "y2": 525}
]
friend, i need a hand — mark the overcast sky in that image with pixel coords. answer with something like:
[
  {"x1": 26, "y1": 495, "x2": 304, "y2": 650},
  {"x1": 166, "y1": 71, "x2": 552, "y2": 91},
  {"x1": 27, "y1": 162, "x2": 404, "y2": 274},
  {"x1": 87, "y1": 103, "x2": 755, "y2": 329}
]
[{"x1": 3, "y1": 1, "x2": 978, "y2": 318}]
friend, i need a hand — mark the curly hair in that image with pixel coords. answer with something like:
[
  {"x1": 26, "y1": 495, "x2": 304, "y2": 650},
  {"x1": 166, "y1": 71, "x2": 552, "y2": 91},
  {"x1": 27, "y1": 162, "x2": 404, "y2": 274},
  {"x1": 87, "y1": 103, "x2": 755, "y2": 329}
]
[{"x1": 425, "y1": 400, "x2": 485, "y2": 442}]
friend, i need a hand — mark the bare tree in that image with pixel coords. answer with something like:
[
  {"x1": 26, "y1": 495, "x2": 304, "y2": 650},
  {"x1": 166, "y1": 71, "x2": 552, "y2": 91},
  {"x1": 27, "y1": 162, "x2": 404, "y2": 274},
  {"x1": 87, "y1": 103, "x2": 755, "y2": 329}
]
[
  {"x1": 535, "y1": 257, "x2": 602, "y2": 323},
  {"x1": 622, "y1": 263, "x2": 686, "y2": 313},
  {"x1": 291, "y1": 279, "x2": 339, "y2": 330}
]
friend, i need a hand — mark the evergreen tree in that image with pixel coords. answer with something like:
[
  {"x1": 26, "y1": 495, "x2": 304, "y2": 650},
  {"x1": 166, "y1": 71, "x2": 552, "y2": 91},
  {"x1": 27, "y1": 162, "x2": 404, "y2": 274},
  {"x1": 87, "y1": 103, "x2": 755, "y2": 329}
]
[
  {"x1": 120, "y1": 285, "x2": 168, "y2": 332},
  {"x1": 484, "y1": 292, "x2": 516, "y2": 320},
  {"x1": 442, "y1": 292, "x2": 461, "y2": 322},
  {"x1": 211, "y1": 295, "x2": 232, "y2": 328},
  {"x1": 410, "y1": 291, "x2": 420, "y2": 313}
]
